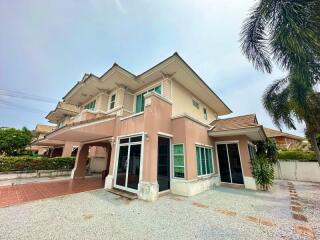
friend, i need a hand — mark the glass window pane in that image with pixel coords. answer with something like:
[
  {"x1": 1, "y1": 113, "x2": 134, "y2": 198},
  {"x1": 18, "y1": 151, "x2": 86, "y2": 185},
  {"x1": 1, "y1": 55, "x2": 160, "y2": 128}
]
[
  {"x1": 120, "y1": 138, "x2": 129, "y2": 144},
  {"x1": 205, "y1": 148, "x2": 213, "y2": 174},
  {"x1": 174, "y1": 144, "x2": 183, "y2": 154},
  {"x1": 116, "y1": 145, "x2": 128, "y2": 187},
  {"x1": 127, "y1": 144, "x2": 141, "y2": 190},
  {"x1": 196, "y1": 147, "x2": 201, "y2": 175},
  {"x1": 135, "y1": 94, "x2": 142, "y2": 113},
  {"x1": 174, "y1": 155, "x2": 184, "y2": 166},
  {"x1": 200, "y1": 147, "x2": 206, "y2": 175},
  {"x1": 130, "y1": 136, "x2": 142, "y2": 142},
  {"x1": 155, "y1": 85, "x2": 161, "y2": 94},
  {"x1": 111, "y1": 94, "x2": 116, "y2": 101},
  {"x1": 174, "y1": 167, "x2": 184, "y2": 178}
]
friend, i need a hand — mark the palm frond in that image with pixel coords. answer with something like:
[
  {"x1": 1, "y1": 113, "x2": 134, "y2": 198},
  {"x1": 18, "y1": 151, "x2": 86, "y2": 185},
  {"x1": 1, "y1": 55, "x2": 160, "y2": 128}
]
[
  {"x1": 240, "y1": 1, "x2": 272, "y2": 73},
  {"x1": 263, "y1": 77, "x2": 296, "y2": 129}
]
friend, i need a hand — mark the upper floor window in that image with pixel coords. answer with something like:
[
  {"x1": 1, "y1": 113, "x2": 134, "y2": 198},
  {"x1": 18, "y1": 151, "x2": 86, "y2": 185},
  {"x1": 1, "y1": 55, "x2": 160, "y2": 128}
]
[
  {"x1": 192, "y1": 99, "x2": 199, "y2": 109},
  {"x1": 84, "y1": 100, "x2": 96, "y2": 111},
  {"x1": 203, "y1": 108, "x2": 208, "y2": 120},
  {"x1": 109, "y1": 94, "x2": 116, "y2": 110},
  {"x1": 135, "y1": 85, "x2": 161, "y2": 113}
]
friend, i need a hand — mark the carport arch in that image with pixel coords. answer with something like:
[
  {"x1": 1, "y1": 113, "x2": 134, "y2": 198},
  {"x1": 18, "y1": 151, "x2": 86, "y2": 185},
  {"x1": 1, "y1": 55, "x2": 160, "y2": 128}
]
[{"x1": 71, "y1": 141, "x2": 112, "y2": 179}]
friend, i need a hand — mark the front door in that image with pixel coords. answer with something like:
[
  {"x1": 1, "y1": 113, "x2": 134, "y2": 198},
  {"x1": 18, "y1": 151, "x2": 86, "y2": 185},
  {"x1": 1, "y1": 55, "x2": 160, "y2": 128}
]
[
  {"x1": 217, "y1": 143, "x2": 244, "y2": 184},
  {"x1": 115, "y1": 135, "x2": 142, "y2": 193},
  {"x1": 157, "y1": 137, "x2": 170, "y2": 191}
]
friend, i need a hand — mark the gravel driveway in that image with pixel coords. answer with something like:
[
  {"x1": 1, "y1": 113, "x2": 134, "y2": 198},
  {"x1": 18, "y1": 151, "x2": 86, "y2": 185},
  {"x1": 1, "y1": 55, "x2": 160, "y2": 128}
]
[{"x1": 0, "y1": 180, "x2": 318, "y2": 240}]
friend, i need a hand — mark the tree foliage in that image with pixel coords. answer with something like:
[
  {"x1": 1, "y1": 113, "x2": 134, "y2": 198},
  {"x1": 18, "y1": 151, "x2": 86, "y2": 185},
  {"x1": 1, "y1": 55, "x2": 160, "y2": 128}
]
[
  {"x1": 241, "y1": 0, "x2": 320, "y2": 164},
  {"x1": 256, "y1": 138, "x2": 278, "y2": 163},
  {"x1": 0, "y1": 127, "x2": 33, "y2": 156}
]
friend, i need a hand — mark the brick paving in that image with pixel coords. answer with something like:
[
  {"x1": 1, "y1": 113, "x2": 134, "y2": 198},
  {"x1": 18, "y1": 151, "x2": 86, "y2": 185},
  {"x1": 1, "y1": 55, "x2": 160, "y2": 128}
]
[{"x1": 0, "y1": 177, "x2": 104, "y2": 207}]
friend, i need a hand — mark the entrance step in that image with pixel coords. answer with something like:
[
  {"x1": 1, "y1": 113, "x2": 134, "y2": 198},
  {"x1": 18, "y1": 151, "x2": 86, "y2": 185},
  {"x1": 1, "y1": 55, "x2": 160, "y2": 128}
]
[
  {"x1": 220, "y1": 182, "x2": 245, "y2": 189},
  {"x1": 107, "y1": 188, "x2": 138, "y2": 200}
]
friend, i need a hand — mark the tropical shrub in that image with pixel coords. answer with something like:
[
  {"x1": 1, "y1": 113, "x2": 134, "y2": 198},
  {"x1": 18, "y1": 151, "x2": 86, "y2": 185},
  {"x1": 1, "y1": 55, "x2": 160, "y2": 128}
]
[
  {"x1": 278, "y1": 149, "x2": 316, "y2": 161},
  {"x1": 0, "y1": 156, "x2": 75, "y2": 172},
  {"x1": 251, "y1": 155, "x2": 274, "y2": 191}
]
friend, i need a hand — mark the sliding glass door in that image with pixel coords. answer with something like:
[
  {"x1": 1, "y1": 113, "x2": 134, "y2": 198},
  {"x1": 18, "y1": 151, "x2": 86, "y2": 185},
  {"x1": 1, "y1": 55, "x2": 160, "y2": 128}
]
[
  {"x1": 115, "y1": 135, "x2": 143, "y2": 192},
  {"x1": 217, "y1": 143, "x2": 244, "y2": 184}
]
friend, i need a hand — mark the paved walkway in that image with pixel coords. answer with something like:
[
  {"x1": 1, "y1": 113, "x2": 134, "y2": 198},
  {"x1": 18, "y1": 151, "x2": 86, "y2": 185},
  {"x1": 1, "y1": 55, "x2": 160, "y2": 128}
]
[{"x1": 0, "y1": 177, "x2": 104, "y2": 207}]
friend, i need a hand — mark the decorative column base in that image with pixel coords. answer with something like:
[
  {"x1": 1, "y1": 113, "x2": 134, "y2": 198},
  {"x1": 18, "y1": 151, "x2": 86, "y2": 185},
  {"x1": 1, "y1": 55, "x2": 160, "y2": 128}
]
[
  {"x1": 243, "y1": 176, "x2": 257, "y2": 190},
  {"x1": 104, "y1": 175, "x2": 114, "y2": 189},
  {"x1": 138, "y1": 182, "x2": 159, "y2": 201}
]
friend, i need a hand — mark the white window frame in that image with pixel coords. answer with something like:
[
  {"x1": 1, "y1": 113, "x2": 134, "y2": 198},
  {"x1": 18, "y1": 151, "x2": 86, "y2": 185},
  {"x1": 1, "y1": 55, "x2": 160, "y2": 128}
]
[
  {"x1": 109, "y1": 94, "x2": 116, "y2": 110},
  {"x1": 172, "y1": 143, "x2": 185, "y2": 179},
  {"x1": 134, "y1": 82, "x2": 163, "y2": 113},
  {"x1": 192, "y1": 98, "x2": 200, "y2": 109},
  {"x1": 195, "y1": 144, "x2": 214, "y2": 177},
  {"x1": 113, "y1": 132, "x2": 145, "y2": 194},
  {"x1": 215, "y1": 141, "x2": 244, "y2": 184}
]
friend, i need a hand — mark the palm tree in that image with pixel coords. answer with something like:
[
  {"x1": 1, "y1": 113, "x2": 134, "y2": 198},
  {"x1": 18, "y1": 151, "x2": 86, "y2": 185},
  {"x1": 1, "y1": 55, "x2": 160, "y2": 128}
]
[
  {"x1": 240, "y1": 0, "x2": 320, "y2": 164},
  {"x1": 263, "y1": 78, "x2": 320, "y2": 164}
]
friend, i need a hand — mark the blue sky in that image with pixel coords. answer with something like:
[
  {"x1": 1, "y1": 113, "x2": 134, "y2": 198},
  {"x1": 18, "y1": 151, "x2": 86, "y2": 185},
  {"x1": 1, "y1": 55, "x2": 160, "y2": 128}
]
[{"x1": 0, "y1": 0, "x2": 305, "y2": 136}]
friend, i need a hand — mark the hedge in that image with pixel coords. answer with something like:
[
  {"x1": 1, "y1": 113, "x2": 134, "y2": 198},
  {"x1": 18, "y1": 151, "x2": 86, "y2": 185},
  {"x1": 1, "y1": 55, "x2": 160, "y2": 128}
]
[
  {"x1": 0, "y1": 156, "x2": 75, "y2": 172},
  {"x1": 278, "y1": 150, "x2": 316, "y2": 161}
]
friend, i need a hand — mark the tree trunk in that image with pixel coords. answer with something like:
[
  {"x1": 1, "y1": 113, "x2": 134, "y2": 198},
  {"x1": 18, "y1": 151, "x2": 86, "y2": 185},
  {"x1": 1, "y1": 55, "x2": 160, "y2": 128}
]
[{"x1": 310, "y1": 132, "x2": 320, "y2": 166}]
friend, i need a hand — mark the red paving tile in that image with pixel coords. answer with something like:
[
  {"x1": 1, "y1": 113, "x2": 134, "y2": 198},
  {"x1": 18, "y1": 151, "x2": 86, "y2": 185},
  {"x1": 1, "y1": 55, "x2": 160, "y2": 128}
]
[{"x1": 0, "y1": 178, "x2": 104, "y2": 207}]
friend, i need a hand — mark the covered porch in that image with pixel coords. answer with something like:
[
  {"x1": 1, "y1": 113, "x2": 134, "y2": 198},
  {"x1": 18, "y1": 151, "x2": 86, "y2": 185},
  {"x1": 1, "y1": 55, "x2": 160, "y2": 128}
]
[{"x1": 40, "y1": 115, "x2": 116, "y2": 180}]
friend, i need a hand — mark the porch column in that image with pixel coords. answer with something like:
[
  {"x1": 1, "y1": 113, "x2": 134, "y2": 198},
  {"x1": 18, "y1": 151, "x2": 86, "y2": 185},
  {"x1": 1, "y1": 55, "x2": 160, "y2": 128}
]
[
  {"x1": 71, "y1": 144, "x2": 89, "y2": 179},
  {"x1": 104, "y1": 140, "x2": 116, "y2": 189},
  {"x1": 62, "y1": 142, "x2": 78, "y2": 157}
]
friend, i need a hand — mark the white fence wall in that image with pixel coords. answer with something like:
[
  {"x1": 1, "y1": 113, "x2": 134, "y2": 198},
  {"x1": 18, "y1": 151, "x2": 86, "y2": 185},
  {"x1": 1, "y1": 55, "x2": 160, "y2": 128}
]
[{"x1": 274, "y1": 160, "x2": 320, "y2": 182}]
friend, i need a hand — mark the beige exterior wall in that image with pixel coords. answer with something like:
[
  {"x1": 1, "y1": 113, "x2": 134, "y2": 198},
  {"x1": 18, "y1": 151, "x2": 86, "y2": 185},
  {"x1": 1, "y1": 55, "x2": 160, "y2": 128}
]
[
  {"x1": 171, "y1": 80, "x2": 217, "y2": 124},
  {"x1": 96, "y1": 93, "x2": 109, "y2": 112}
]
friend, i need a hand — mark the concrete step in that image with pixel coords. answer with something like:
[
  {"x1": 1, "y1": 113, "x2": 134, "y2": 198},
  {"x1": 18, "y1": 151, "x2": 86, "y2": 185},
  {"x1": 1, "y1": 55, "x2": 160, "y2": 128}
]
[{"x1": 107, "y1": 188, "x2": 138, "y2": 200}]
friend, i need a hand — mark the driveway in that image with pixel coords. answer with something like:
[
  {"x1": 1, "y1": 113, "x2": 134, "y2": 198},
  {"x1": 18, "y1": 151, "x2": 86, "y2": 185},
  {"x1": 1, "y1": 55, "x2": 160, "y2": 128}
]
[
  {"x1": 0, "y1": 180, "x2": 318, "y2": 240},
  {"x1": 0, "y1": 177, "x2": 104, "y2": 207}
]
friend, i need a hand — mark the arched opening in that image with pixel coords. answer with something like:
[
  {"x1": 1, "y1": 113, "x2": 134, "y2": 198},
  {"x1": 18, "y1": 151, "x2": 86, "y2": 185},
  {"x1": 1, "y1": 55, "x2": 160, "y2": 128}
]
[{"x1": 72, "y1": 141, "x2": 112, "y2": 180}]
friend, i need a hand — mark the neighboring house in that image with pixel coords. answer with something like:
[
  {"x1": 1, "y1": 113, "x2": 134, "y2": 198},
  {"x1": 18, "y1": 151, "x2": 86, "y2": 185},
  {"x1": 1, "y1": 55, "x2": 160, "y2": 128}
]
[
  {"x1": 30, "y1": 124, "x2": 57, "y2": 155},
  {"x1": 264, "y1": 127, "x2": 304, "y2": 149},
  {"x1": 32, "y1": 53, "x2": 266, "y2": 201}
]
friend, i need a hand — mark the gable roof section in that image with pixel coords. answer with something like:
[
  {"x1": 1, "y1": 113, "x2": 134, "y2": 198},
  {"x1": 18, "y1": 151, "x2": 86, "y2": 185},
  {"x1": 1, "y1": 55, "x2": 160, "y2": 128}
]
[
  {"x1": 57, "y1": 52, "x2": 231, "y2": 115},
  {"x1": 210, "y1": 114, "x2": 259, "y2": 131},
  {"x1": 263, "y1": 127, "x2": 304, "y2": 140},
  {"x1": 208, "y1": 114, "x2": 266, "y2": 141}
]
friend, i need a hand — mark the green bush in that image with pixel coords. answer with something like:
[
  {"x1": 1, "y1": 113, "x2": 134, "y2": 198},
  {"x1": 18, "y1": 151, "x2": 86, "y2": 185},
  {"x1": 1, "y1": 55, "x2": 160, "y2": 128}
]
[
  {"x1": 0, "y1": 156, "x2": 75, "y2": 172},
  {"x1": 251, "y1": 155, "x2": 274, "y2": 191},
  {"x1": 278, "y1": 150, "x2": 316, "y2": 161}
]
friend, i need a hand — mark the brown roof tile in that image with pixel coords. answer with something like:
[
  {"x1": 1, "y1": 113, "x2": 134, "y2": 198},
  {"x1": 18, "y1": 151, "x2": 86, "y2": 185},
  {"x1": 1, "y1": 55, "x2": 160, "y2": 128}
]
[
  {"x1": 263, "y1": 127, "x2": 304, "y2": 140},
  {"x1": 35, "y1": 124, "x2": 56, "y2": 133},
  {"x1": 210, "y1": 114, "x2": 260, "y2": 132}
]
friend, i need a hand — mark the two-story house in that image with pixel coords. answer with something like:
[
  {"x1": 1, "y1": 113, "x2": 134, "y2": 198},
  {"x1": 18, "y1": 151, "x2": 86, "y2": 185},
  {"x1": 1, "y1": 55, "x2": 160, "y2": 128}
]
[{"x1": 33, "y1": 53, "x2": 266, "y2": 201}]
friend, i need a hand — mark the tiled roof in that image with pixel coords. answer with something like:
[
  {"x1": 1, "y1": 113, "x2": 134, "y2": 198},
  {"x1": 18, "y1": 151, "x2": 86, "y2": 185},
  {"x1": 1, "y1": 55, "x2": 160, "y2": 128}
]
[
  {"x1": 263, "y1": 127, "x2": 304, "y2": 140},
  {"x1": 35, "y1": 124, "x2": 56, "y2": 133},
  {"x1": 210, "y1": 114, "x2": 260, "y2": 132}
]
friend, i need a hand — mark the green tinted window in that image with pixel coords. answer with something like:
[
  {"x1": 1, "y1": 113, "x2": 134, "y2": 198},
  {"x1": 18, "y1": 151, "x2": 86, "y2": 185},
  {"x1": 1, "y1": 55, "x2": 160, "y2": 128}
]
[
  {"x1": 109, "y1": 94, "x2": 116, "y2": 110},
  {"x1": 84, "y1": 100, "x2": 96, "y2": 110},
  {"x1": 196, "y1": 145, "x2": 213, "y2": 176},
  {"x1": 173, "y1": 144, "x2": 184, "y2": 178}
]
